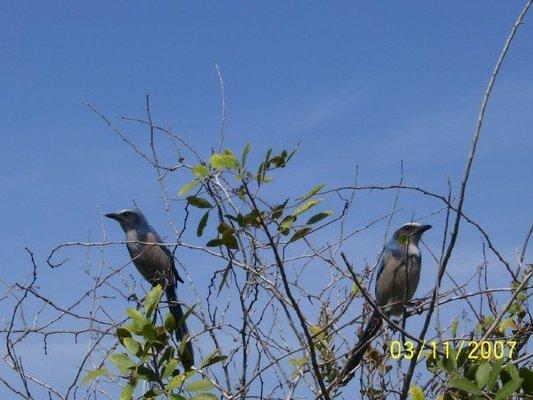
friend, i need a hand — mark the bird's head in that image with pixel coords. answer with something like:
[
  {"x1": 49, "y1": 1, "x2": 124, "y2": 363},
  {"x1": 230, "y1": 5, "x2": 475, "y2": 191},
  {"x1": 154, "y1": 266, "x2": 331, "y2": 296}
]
[
  {"x1": 391, "y1": 222, "x2": 432, "y2": 247},
  {"x1": 105, "y1": 209, "x2": 147, "y2": 231}
]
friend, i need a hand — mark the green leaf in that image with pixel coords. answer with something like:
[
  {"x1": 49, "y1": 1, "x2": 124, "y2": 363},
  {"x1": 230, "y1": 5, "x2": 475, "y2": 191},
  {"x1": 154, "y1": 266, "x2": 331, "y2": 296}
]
[
  {"x1": 263, "y1": 148, "x2": 272, "y2": 164},
  {"x1": 464, "y1": 363, "x2": 477, "y2": 381},
  {"x1": 186, "y1": 379, "x2": 214, "y2": 392},
  {"x1": 176, "y1": 304, "x2": 196, "y2": 330},
  {"x1": 123, "y1": 337, "x2": 142, "y2": 355},
  {"x1": 450, "y1": 318, "x2": 459, "y2": 337},
  {"x1": 351, "y1": 283, "x2": 360, "y2": 296},
  {"x1": 200, "y1": 349, "x2": 227, "y2": 369},
  {"x1": 178, "y1": 340, "x2": 194, "y2": 370},
  {"x1": 137, "y1": 365, "x2": 158, "y2": 382},
  {"x1": 309, "y1": 325, "x2": 322, "y2": 336},
  {"x1": 116, "y1": 327, "x2": 133, "y2": 344},
  {"x1": 187, "y1": 196, "x2": 212, "y2": 209},
  {"x1": 120, "y1": 382, "x2": 135, "y2": 400},
  {"x1": 169, "y1": 395, "x2": 186, "y2": 400},
  {"x1": 294, "y1": 200, "x2": 320, "y2": 216},
  {"x1": 286, "y1": 144, "x2": 299, "y2": 162},
  {"x1": 519, "y1": 367, "x2": 533, "y2": 394},
  {"x1": 184, "y1": 369, "x2": 198, "y2": 380},
  {"x1": 217, "y1": 222, "x2": 234, "y2": 235},
  {"x1": 270, "y1": 156, "x2": 286, "y2": 168},
  {"x1": 206, "y1": 238, "x2": 224, "y2": 247},
  {"x1": 456, "y1": 345, "x2": 468, "y2": 368},
  {"x1": 197, "y1": 211, "x2": 209, "y2": 237},
  {"x1": 179, "y1": 179, "x2": 199, "y2": 196},
  {"x1": 306, "y1": 211, "x2": 332, "y2": 225},
  {"x1": 482, "y1": 315, "x2": 495, "y2": 329},
  {"x1": 190, "y1": 394, "x2": 217, "y2": 400},
  {"x1": 144, "y1": 285, "x2": 163, "y2": 318},
  {"x1": 475, "y1": 361, "x2": 490, "y2": 389},
  {"x1": 279, "y1": 215, "x2": 297, "y2": 234},
  {"x1": 217, "y1": 261, "x2": 232, "y2": 295},
  {"x1": 244, "y1": 210, "x2": 264, "y2": 227},
  {"x1": 159, "y1": 346, "x2": 174, "y2": 367},
  {"x1": 82, "y1": 368, "x2": 108, "y2": 384},
  {"x1": 225, "y1": 213, "x2": 244, "y2": 227},
  {"x1": 123, "y1": 323, "x2": 141, "y2": 335},
  {"x1": 256, "y1": 161, "x2": 265, "y2": 185},
  {"x1": 409, "y1": 385, "x2": 425, "y2": 400},
  {"x1": 271, "y1": 199, "x2": 289, "y2": 220},
  {"x1": 142, "y1": 388, "x2": 162, "y2": 399},
  {"x1": 448, "y1": 377, "x2": 483, "y2": 395},
  {"x1": 109, "y1": 353, "x2": 136, "y2": 372},
  {"x1": 441, "y1": 347, "x2": 456, "y2": 372},
  {"x1": 192, "y1": 165, "x2": 210, "y2": 177},
  {"x1": 141, "y1": 323, "x2": 157, "y2": 340},
  {"x1": 126, "y1": 307, "x2": 145, "y2": 324},
  {"x1": 498, "y1": 317, "x2": 516, "y2": 334},
  {"x1": 169, "y1": 395, "x2": 187, "y2": 400},
  {"x1": 288, "y1": 227, "x2": 312, "y2": 243},
  {"x1": 162, "y1": 358, "x2": 179, "y2": 378},
  {"x1": 166, "y1": 374, "x2": 186, "y2": 391},
  {"x1": 289, "y1": 357, "x2": 308, "y2": 368},
  {"x1": 487, "y1": 358, "x2": 503, "y2": 390},
  {"x1": 164, "y1": 313, "x2": 177, "y2": 332},
  {"x1": 256, "y1": 148, "x2": 272, "y2": 185},
  {"x1": 494, "y1": 378, "x2": 523, "y2": 400},
  {"x1": 300, "y1": 184, "x2": 324, "y2": 201},
  {"x1": 210, "y1": 150, "x2": 239, "y2": 170},
  {"x1": 222, "y1": 233, "x2": 239, "y2": 250},
  {"x1": 505, "y1": 363, "x2": 520, "y2": 381},
  {"x1": 241, "y1": 144, "x2": 251, "y2": 167}
]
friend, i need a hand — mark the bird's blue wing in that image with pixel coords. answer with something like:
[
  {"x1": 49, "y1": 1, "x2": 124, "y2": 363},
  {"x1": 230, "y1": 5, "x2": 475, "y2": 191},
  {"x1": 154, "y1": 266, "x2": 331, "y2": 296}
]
[
  {"x1": 374, "y1": 246, "x2": 388, "y2": 290},
  {"x1": 162, "y1": 244, "x2": 184, "y2": 285},
  {"x1": 149, "y1": 227, "x2": 184, "y2": 285}
]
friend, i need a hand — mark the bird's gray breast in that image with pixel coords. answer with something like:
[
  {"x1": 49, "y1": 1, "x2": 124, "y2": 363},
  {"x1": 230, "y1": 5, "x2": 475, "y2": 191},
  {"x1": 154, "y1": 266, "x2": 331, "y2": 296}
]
[
  {"x1": 376, "y1": 250, "x2": 421, "y2": 316},
  {"x1": 125, "y1": 230, "x2": 174, "y2": 287}
]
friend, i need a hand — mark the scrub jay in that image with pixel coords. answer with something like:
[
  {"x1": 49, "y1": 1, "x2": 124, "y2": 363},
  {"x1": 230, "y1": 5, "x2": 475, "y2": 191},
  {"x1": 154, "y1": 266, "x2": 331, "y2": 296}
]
[
  {"x1": 343, "y1": 222, "x2": 431, "y2": 375},
  {"x1": 105, "y1": 209, "x2": 194, "y2": 368}
]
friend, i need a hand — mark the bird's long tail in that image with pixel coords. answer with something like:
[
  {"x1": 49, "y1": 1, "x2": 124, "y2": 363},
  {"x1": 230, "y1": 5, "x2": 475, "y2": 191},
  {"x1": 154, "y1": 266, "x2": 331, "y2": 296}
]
[
  {"x1": 166, "y1": 286, "x2": 195, "y2": 370},
  {"x1": 339, "y1": 310, "x2": 382, "y2": 384}
]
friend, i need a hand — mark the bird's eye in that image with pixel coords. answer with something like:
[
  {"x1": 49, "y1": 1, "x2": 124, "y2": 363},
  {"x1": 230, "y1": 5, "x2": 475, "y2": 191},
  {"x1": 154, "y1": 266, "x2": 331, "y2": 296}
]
[
  {"x1": 405, "y1": 225, "x2": 412, "y2": 230},
  {"x1": 123, "y1": 211, "x2": 131, "y2": 217}
]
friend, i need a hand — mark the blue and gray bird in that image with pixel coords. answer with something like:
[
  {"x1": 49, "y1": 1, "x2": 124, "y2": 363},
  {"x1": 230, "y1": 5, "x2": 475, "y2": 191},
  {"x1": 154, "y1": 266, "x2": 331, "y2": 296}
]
[
  {"x1": 343, "y1": 222, "x2": 431, "y2": 376},
  {"x1": 105, "y1": 209, "x2": 194, "y2": 368}
]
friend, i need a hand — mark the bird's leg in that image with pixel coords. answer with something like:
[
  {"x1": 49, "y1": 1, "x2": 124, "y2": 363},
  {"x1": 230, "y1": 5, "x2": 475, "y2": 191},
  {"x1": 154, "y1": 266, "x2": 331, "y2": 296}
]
[
  {"x1": 410, "y1": 298, "x2": 425, "y2": 315},
  {"x1": 403, "y1": 299, "x2": 423, "y2": 318}
]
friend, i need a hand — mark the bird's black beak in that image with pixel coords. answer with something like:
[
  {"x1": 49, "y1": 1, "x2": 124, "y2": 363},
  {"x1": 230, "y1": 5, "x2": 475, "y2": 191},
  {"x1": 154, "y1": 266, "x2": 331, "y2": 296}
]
[
  {"x1": 418, "y1": 224, "x2": 432, "y2": 233},
  {"x1": 105, "y1": 213, "x2": 120, "y2": 221}
]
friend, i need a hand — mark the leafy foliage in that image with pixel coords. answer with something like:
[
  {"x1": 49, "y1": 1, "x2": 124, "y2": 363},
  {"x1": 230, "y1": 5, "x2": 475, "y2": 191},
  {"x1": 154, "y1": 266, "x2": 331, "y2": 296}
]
[
  {"x1": 83, "y1": 286, "x2": 225, "y2": 399},
  {"x1": 180, "y1": 145, "x2": 333, "y2": 251}
]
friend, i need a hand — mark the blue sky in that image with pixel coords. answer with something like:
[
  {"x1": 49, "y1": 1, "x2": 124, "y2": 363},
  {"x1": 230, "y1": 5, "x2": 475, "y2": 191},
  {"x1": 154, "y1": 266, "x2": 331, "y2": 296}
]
[{"x1": 1, "y1": 1, "x2": 532, "y2": 398}]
